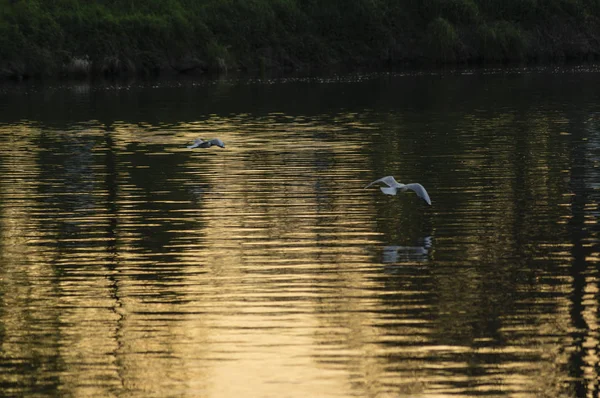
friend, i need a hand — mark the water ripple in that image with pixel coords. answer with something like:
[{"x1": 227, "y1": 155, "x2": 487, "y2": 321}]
[{"x1": 1, "y1": 71, "x2": 600, "y2": 397}]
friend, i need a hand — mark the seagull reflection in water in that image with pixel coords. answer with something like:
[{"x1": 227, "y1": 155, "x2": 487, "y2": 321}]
[{"x1": 383, "y1": 236, "x2": 433, "y2": 264}]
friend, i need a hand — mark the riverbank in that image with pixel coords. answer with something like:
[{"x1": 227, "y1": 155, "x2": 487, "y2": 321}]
[{"x1": 1, "y1": 0, "x2": 600, "y2": 80}]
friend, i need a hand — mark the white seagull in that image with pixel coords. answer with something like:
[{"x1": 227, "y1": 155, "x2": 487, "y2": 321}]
[
  {"x1": 364, "y1": 176, "x2": 431, "y2": 205},
  {"x1": 187, "y1": 138, "x2": 225, "y2": 149}
]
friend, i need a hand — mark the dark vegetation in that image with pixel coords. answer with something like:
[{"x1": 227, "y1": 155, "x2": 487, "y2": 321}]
[{"x1": 1, "y1": 0, "x2": 600, "y2": 80}]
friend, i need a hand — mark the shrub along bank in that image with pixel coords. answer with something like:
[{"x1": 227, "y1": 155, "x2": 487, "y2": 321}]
[{"x1": 1, "y1": 0, "x2": 599, "y2": 79}]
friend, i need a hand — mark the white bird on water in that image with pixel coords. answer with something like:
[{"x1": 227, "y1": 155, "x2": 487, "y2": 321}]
[
  {"x1": 187, "y1": 138, "x2": 225, "y2": 149},
  {"x1": 364, "y1": 176, "x2": 432, "y2": 205}
]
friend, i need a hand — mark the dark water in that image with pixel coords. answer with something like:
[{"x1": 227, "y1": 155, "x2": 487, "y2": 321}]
[{"x1": 0, "y1": 67, "x2": 599, "y2": 397}]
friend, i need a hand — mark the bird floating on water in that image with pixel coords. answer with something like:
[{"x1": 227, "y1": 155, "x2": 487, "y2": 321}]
[
  {"x1": 187, "y1": 138, "x2": 225, "y2": 149},
  {"x1": 364, "y1": 176, "x2": 431, "y2": 205}
]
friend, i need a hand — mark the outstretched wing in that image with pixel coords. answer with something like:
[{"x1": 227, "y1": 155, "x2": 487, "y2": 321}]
[
  {"x1": 364, "y1": 176, "x2": 400, "y2": 189},
  {"x1": 404, "y1": 183, "x2": 432, "y2": 205},
  {"x1": 187, "y1": 138, "x2": 205, "y2": 149},
  {"x1": 209, "y1": 138, "x2": 225, "y2": 148}
]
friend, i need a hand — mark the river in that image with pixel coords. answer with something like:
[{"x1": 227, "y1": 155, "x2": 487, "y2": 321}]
[{"x1": 0, "y1": 66, "x2": 599, "y2": 397}]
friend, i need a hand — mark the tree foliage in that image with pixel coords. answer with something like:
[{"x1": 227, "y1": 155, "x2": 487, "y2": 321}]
[{"x1": 0, "y1": 0, "x2": 599, "y2": 79}]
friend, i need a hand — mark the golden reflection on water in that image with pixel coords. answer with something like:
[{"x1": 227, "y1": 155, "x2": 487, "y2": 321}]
[
  {"x1": 0, "y1": 115, "x2": 384, "y2": 397},
  {"x1": 0, "y1": 96, "x2": 599, "y2": 397}
]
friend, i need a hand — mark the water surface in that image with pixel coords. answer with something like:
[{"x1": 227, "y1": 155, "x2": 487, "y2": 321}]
[{"x1": 0, "y1": 67, "x2": 599, "y2": 397}]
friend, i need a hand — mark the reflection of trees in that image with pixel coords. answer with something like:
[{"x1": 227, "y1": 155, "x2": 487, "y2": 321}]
[
  {"x1": 0, "y1": 115, "x2": 380, "y2": 396},
  {"x1": 0, "y1": 73, "x2": 599, "y2": 396},
  {"x1": 355, "y1": 74, "x2": 597, "y2": 395},
  {"x1": 566, "y1": 113, "x2": 600, "y2": 397},
  {"x1": 0, "y1": 121, "x2": 215, "y2": 396},
  {"x1": 0, "y1": 124, "x2": 66, "y2": 395}
]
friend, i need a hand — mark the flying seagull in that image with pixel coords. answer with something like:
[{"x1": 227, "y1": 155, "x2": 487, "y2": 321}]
[
  {"x1": 187, "y1": 138, "x2": 225, "y2": 149},
  {"x1": 364, "y1": 176, "x2": 431, "y2": 205}
]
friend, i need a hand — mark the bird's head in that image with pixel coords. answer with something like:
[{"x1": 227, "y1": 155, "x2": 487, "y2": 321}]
[{"x1": 214, "y1": 139, "x2": 225, "y2": 148}]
